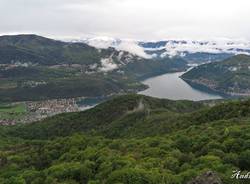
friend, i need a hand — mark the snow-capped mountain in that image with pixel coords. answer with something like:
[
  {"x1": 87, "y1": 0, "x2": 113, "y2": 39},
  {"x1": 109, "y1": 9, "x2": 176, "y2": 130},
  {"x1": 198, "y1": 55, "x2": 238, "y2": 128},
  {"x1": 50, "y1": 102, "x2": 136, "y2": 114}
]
[
  {"x1": 71, "y1": 37, "x2": 250, "y2": 63},
  {"x1": 140, "y1": 39, "x2": 250, "y2": 63}
]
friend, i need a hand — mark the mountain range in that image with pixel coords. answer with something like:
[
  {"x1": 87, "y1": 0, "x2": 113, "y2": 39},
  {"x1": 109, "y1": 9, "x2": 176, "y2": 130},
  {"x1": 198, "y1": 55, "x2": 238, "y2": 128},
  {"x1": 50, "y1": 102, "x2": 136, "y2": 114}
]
[
  {"x1": 1, "y1": 34, "x2": 250, "y2": 102},
  {"x1": 74, "y1": 37, "x2": 250, "y2": 63},
  {"x1": 0, "y1": 34, "x2": 187, "y2": 102},
  {"x1": 1, "y1": 34, "x2": 250, "y2": 184}
]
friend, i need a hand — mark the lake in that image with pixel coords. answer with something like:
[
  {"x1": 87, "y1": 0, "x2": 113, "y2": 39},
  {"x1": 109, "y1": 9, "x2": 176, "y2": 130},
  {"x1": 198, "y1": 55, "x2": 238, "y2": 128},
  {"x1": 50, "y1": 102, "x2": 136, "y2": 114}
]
[
  {"x1": 138, "y1": 71, "x2": 223, "y2": 101},
  {"x1": 78, "y1": 71, "x2": 223, "y2": 110}
]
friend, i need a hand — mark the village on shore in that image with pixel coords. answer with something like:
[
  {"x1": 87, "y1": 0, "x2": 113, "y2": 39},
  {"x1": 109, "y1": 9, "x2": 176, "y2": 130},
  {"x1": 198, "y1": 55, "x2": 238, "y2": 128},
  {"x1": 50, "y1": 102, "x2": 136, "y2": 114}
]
[{"x1": 0, "y1": 97, "x2": 86, "y2": 126}]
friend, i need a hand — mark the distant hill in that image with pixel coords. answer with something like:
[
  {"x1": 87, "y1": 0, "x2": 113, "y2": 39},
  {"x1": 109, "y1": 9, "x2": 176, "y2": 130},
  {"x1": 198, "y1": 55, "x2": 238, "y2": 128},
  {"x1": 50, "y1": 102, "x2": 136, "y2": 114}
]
[
  {"x1": 0, "y1": 34, "x2": 102, "y2": 65},
  {"x1": 0, "y1": 34, "x2": 187, "y2": 102},
  {"x1": 0, "y1": 34, "x2": 186, "y2": 70},
  {"x1": 181, "y1": 54, "x2": 250, "y2": 96},
  {"x1": 1, "y1": 94, "x2": 250, "y2": 183},
  {"x1": 8, "y1": 94, "x2": 250, "y2": 140},
  {"x1": 8, "y1": 94, "x2": 205, "y2": 139}
]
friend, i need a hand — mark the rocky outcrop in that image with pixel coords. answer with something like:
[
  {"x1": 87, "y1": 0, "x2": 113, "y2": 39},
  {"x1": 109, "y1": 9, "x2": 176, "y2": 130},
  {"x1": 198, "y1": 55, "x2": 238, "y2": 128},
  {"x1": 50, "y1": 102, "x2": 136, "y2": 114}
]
[{"x1": 187, "y1": 171, "x2": 222, "y2": 184}]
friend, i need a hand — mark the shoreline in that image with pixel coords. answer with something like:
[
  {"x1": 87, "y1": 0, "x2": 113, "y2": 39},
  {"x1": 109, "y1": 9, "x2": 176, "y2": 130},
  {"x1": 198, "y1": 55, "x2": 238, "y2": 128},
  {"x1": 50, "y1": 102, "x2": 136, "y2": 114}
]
[{"x1": 181, "y1": 77, "x2": 250, "y2": 98}]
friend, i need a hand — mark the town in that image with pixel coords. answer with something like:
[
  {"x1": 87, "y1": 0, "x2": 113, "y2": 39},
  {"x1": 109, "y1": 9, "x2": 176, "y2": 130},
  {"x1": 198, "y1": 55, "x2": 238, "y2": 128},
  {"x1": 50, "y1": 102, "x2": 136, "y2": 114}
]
[{"x1": 0, "y1": 98, "x2": 84, "y2": 125}]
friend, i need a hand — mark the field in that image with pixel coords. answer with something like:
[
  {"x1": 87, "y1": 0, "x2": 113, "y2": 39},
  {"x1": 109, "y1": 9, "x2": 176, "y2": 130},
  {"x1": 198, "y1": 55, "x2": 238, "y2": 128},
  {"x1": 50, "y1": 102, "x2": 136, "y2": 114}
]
[{"x1": 0, "y1": 103, "x2": 27, "y2": 120}]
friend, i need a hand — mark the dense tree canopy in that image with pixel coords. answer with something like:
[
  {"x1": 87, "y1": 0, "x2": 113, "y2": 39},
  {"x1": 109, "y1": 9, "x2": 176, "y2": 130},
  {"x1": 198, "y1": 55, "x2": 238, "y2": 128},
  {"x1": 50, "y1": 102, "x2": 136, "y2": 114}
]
[{"x1": 0, "y1": 95, "x2": 250, "y2": 184}]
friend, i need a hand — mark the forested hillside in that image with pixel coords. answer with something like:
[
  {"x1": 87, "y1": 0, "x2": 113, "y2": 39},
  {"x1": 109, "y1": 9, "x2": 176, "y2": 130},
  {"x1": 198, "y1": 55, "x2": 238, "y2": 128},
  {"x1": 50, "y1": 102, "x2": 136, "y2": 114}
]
[
  {"x1": 181, "y1": 54, "x2": 250, "y2": 96},
  {"x1": 0, "y1": 95, "x2": 249, "y2": 184}
]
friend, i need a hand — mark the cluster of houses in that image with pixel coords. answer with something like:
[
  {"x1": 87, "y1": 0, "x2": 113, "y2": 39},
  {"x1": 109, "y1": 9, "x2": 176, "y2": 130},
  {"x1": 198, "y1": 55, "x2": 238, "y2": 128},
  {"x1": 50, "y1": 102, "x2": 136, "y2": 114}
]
[
  {"x1": 0, "y1": 120, "x2": 16, "y2": 126},
  {"x1": 0, "y1": 98, "x2": 84, "y2": 126},
  {"x1": 24, "y1": 98, "x2": 80, "y2": 122}
]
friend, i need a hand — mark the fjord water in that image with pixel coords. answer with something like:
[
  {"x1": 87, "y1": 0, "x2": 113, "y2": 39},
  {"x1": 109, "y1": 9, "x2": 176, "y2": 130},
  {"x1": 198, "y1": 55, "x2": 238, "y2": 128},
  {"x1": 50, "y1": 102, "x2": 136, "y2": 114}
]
[{"x1": 139, "y1": 71, "x2": 223, "y2": 101}]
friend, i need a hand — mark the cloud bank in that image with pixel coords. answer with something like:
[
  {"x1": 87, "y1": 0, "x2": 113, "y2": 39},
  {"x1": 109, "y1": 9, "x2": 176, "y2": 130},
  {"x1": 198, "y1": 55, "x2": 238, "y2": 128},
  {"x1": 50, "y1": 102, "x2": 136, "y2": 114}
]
[{"x1": 0, "y1": 0, "x2": 250, "y2": 40}]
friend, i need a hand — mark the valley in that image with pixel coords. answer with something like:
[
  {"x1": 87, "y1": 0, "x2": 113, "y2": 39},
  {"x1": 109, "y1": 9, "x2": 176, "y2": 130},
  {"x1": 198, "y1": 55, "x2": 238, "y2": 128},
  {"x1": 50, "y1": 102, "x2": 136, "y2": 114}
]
[
  {"x1": 0, "y1": 34, "x2": 188, "y2": 102},
  {"x1": 2, "y1": 35, "x2": 250, "y2": 125},
  {"x1": 0, "y1": 34, "x2": 250, "y2": 184},
  {"x1": 1, "y1": 0, "x2": 250, "y2": 183},
  {"x1": 0, "y1": 67, "x2": 226, "y2": 125}
]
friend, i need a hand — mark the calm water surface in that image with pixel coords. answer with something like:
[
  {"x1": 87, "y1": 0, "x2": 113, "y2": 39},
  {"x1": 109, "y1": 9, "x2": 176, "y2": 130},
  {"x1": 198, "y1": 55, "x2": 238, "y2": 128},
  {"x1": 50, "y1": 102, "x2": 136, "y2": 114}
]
[
  {"x1": 78, "y1": 71, "x2": 223, "y2": 109},
  {"x1": 139, "y1": 71, "x2": 223, "y2": 101}
]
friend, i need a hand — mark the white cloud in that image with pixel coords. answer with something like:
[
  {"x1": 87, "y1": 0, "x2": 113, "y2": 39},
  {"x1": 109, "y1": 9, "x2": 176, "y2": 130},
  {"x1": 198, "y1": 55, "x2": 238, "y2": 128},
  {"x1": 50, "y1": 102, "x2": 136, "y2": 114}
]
[
  {"x1": 99, "y1": 58, "x2": 118, "y2": 72},
  {"x1": 83, "y1": 36, "x2": 120, "y2": 49},
  {"x1": 116, "y1": 41, "x2": 151, "y2": 59},
  {"x1": 162, "y1": 39, "x2": 250, "y2": 57},
  {"x1": 0, "y1": 0, "x2": 250, "y2": 40},
  {"x1": 83, "y1": 37, "x2": 151, "y2": 58}
]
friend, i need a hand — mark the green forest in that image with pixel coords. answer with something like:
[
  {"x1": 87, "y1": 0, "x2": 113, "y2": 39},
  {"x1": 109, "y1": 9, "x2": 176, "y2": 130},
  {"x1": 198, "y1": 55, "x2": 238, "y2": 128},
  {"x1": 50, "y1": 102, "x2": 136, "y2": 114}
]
[
  {"x1": 0, "y1": 94, "x2": 250, "y2": 184},
  {"x1": 182, "y1": 54, "x2": 250, "y2": 96}
]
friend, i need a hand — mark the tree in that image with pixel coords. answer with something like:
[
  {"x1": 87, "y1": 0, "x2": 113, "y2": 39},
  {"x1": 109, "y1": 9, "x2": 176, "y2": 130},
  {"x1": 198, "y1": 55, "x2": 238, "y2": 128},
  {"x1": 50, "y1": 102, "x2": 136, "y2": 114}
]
[
  {"x1": 175, "y1": 136, "x2": 192, "y2": 153},
  {"x1": 163, "y1": 157, "x2": 179, "y2": 173},
  {"x1": 239, "y1": 150, "x2": 250, "y2": 170},
  {"x1": 107, "y1": 168, "x2": 161, "y2": 184}
]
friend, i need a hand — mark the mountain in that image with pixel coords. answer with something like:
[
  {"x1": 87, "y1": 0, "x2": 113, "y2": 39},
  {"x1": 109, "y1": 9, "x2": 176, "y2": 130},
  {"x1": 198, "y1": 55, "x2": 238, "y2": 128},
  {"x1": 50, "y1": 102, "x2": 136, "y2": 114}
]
[
  {"x1": 181, "y1": 54, "x2": 250, "y2": 96},
  {"x1": 139, "y1": 39, "x2": 250, "y2": 63},
  {"x1": 1, "y1": 94, "x2": 250, "y2": 184},
  {"x1": 79, "y1": 37, "x2": 250, "y2": 63},
  {"x1": 0, "y1": 34, "x2": 142, "y2": 66},
  {"x1": 0, "y1": 34, "x2": 187, "y2": 102}
]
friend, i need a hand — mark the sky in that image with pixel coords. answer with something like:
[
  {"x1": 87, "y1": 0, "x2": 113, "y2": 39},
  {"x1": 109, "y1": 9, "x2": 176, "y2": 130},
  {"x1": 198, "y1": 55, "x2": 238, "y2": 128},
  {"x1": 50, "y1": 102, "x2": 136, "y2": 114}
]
[{"x1": 0, "y1": 0, "x2": 250, "y2": 40}]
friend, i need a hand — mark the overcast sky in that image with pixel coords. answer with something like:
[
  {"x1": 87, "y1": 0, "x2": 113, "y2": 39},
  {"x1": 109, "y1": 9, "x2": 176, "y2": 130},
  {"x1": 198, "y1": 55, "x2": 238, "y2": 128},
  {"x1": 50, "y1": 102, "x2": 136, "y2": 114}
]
[{"x1": 0, "y1": 0, "x2": 249, "y2": 40}]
